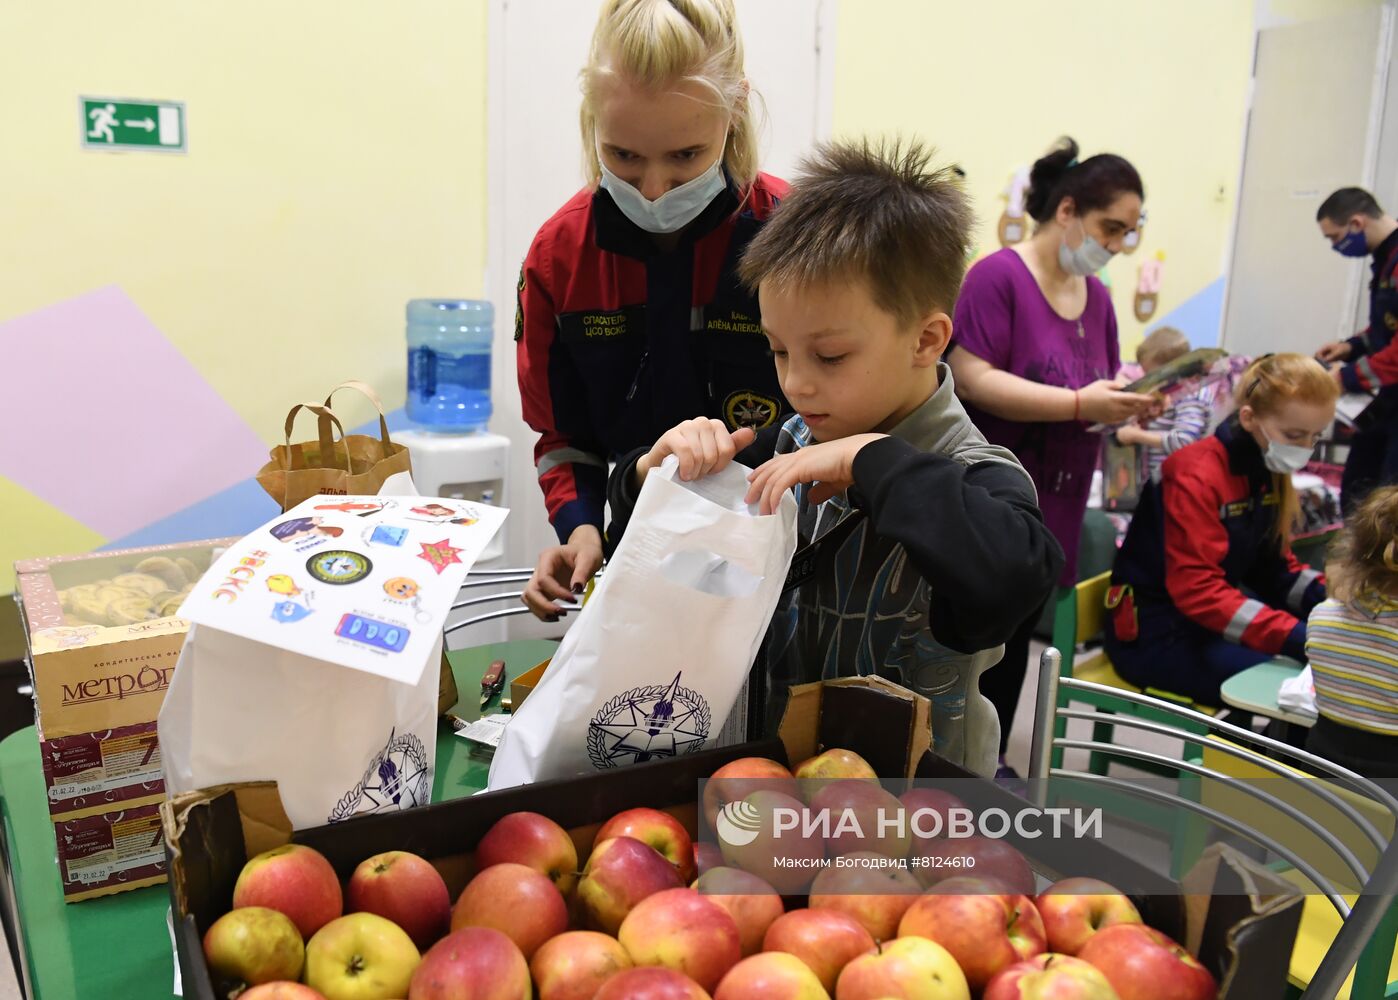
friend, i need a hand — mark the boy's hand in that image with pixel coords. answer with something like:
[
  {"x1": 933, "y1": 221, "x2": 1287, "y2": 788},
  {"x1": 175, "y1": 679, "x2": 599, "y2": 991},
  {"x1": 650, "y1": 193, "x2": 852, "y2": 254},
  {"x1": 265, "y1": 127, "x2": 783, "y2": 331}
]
[
  {"x1": 746, "y1": 434, "x2": 887, "y2": 514},
  {"x1": 637, "y1": 418, "x2": 756, "y2": 484},
  {"x1": 1115, "y1": 424, "x2": 1151, "y2": 446},
  {"x1": 522, "y1": 524, "x2": 602, "y2": 621}
]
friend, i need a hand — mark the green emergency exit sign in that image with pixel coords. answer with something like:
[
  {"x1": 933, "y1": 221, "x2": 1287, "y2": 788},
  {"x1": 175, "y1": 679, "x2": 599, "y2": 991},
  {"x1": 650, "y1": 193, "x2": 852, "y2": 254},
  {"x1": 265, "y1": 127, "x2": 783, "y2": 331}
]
[{"x1": 81, "y1": 97, "x2": 185, "y2": 152}]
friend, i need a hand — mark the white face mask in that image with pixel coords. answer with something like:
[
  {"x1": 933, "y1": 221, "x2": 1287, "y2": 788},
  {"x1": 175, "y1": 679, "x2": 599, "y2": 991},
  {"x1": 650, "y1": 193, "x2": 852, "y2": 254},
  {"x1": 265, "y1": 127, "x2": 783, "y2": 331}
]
[
  {"x1": 597, "y1": 144, "x2": 728, "y2": 234},
  {"x1": 1058, "y1": 218, "x2": 1115, "y2": 276},
  {"x1": 1260, "y1": 429, "x2": 1315, "y2": 475}
]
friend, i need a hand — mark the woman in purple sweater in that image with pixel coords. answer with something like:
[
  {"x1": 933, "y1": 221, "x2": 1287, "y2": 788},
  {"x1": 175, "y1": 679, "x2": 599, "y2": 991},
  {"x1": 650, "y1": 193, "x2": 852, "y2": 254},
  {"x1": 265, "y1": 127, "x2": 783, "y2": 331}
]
[{"x1": 949, "y1": 138, "x2": 1152, "y2": 779}]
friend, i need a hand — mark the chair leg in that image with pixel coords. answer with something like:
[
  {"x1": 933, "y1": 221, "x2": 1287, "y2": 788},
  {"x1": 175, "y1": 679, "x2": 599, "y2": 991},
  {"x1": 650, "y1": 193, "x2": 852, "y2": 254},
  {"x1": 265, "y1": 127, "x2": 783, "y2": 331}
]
[
  {"x1": 1351, "y1": 895, "x2": 1398, "y2": 999},
  {"x1": 1088, "y1": 716, "x2": 1115, "y2": 776},
  {"x1": 1168, "y1": 741, "x2": 1210, "y2": 880}
]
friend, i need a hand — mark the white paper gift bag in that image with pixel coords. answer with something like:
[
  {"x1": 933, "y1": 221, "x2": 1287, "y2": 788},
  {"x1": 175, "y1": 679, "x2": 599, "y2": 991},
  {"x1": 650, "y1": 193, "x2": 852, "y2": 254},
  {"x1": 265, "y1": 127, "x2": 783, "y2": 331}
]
[
  {"x1": 489, "y1": 458, "x2": 797, "y2": 790},
  {"x1": 159, "y1": 494, "x2": 506, "y2": 829}
]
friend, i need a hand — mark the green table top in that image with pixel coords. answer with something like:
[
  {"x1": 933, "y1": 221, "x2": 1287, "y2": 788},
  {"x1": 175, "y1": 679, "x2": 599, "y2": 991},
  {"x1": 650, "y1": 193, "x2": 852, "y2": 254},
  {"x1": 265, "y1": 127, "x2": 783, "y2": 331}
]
[
  {"x1": 0, "y1": 639, "x2": 556, "y2": 1000},
  {"x1": 1218, "y1": 657, "x2": 1317, "y2": 727}
]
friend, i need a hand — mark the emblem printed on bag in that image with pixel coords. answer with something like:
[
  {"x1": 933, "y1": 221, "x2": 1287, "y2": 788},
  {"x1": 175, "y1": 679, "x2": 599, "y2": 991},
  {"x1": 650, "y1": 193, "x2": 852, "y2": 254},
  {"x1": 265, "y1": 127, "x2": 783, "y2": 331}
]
[
  {"x1": 327, "y1": 728, "x2": 431, "y2": 823},
  {"x1": 306, "y1": 550, "x2": 373, "y2": 585},
  {"x1": 585, "y1": 672, "x2": 712, "y2": 769}
]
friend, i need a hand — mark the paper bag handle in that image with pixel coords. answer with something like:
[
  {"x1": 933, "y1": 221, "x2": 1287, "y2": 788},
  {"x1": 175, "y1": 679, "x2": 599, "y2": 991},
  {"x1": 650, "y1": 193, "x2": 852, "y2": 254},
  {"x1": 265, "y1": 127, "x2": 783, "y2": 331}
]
[
  {"x1": 282, "y1": 403, "x2": 353, "y2": 473},
  {"x1": 321, "y1": 380, "x2": 393, "y2": 450}
]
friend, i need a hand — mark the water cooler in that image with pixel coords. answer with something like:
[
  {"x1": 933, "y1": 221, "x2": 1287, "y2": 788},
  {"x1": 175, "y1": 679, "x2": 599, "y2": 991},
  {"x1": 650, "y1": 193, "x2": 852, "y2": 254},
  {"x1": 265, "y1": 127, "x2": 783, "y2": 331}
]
[{"x1": 401, "y1": 299, "x2": 513, "y2": 645}]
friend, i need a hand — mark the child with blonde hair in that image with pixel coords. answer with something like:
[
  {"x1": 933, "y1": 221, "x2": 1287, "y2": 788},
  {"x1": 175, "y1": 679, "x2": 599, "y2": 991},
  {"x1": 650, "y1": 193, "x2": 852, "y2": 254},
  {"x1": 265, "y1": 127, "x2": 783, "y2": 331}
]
[
  {"x1": 1305, "y1": 485, "x2": 1398, "y2": 779},
  {"x1": 518, "y1": 0, "x2": 790, "y2": 620},
  {"x1": 1116, "y1": 326, "x2": 1212, "y2": 483}
]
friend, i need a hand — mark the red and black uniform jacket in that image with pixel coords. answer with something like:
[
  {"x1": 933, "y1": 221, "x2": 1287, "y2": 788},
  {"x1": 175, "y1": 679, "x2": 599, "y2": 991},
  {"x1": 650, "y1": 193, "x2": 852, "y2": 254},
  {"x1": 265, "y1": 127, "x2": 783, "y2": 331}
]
[
  {"x1": 1339, "y1": 227, "x2": 1398, "y2": 395},
  {"x1": 516, "y1": 174, "x2": 790, "y2": 542},
  {"x1": 1110, "y1": 417, "x2": 1325, "y2": 660}
]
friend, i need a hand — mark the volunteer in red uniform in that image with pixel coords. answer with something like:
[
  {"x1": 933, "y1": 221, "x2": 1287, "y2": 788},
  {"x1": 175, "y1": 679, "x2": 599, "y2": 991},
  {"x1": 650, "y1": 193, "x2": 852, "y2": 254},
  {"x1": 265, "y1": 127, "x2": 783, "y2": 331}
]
[
  {"x1": 1105, "y1": 354, "x2": 1338, "y2": 704},
  {"x1": 516, "y1": 0, "x2": 788, "y2": 619}
]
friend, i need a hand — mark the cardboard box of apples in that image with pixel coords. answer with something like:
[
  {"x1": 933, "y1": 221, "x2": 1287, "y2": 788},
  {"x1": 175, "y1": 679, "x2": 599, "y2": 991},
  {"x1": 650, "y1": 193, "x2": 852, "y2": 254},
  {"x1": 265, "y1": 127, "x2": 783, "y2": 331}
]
[{"x1": 163, "y1": 677, "x2": 1301, "y2": 1000}]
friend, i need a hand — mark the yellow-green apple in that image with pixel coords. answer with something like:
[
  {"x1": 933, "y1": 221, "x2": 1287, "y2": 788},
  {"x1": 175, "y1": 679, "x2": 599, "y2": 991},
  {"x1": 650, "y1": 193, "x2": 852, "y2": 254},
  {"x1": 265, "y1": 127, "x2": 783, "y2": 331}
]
[
  {"x1": 1076, "y1": 924, "x2": 1216, "y2": 1000},
  {"x1": 914, "y1": 836, "x2": 1035, "y2": 893},
  {"x1": 598, "y1": 807, "x2": 697, "y2": 884},
  {"x1": 714, "y1": 952, "x2": 831, "y2": 1000},
  {"x1": 695, "y1": 842, "x2": 725, "y2": 877},
  {"x1": 202, "y1": 906, "x2": 305, "y2": 990},
  {"x1": 1034, "y1": 878, "x2": 1142, "y2": 956},
  {"x1": 618, "y1": 888, "x2": 742, "y2": 993},
  {"x1": 304, "y1": 913, "x2": 420, "y2": 1000},
  {"x1": 983, "y1": 953, "x2": 1121, "y2": 1000},
  {"x1": 408, "y1": 927, "x2": 529, "y2": 1000},
  {"x1": 898, "y1": 890, "x2": 1046, "y2": 991},
  {"x1": 717, "y1": 789, "x2": 824, "y2": 895},
  {"x1": 529, "y1": 930, "x2": 633, "y2": 1000},
  {"x1": 793, "y1": 749, "x2": 877, "y2": 789},
  {"x1": 474, "y1": 811, "x2": 579, "y2": 896},
  {"x1": 808, "y1": 853, "x2": 921, "y2": 942},
  {"x1": 809, "y1": 781, "x2": 910, "y2": 860},
  {"x1": 233, "y1": 844, "x2": 344, "y2": 939},
  {"x1": 898, "y1": 788, "x2": 967, "y2": 858},
  {"x1": 450, "y1": 861, "x2": 568, "y2": 960},
  {"x1": 834, "y1": 936, "x2": 970, "y2": 1000},
  {"x1": 577, "y1": 836, "x2": 685, "y2": 934},
  {"x1": 347, "y1": 851, "x2": 451, "y2": 950},
  {"x1": 241, "y1": 985, "x2": 327, "y2": 1000},
  {"x1": 693, "y1": 867, "x2": 784, "y2": 956},
  {"x1": 704, "y1": 757, "x2": 794, "y2": 831},
  {"x1": 594, "y1": 968, "x2": 712, "y2": 1000},
  {"x1": 762, "y1": 908, "x2": 874, "y2": 994}
]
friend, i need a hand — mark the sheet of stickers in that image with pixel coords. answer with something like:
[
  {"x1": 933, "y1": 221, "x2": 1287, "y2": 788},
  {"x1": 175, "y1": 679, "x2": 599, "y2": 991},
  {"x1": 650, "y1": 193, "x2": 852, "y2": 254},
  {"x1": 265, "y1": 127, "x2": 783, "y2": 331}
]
[{"x1": 179, "y1": 495, "x2": 507, "y2": 684}]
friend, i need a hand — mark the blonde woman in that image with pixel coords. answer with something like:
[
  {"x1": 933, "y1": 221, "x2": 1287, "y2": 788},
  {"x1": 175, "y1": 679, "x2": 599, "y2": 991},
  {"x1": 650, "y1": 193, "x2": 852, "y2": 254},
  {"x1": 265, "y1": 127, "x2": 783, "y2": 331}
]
[
  {"x1": 518, "y1": 0, "x2": 787, "y2": 619},
  {"x1": 1106, "y1": 354, "x2": 1339, "y2": 704}
]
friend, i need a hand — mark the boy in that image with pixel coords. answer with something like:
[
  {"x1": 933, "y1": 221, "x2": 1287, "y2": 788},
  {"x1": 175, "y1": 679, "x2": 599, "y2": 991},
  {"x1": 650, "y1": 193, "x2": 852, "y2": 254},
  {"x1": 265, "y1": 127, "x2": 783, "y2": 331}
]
[
  {"x1": 605, "y1": 139, "x2": 1063, "y2": 776},
  {"x1": 1115, "y1": 326, "x2": 1211, "y2": 483}
]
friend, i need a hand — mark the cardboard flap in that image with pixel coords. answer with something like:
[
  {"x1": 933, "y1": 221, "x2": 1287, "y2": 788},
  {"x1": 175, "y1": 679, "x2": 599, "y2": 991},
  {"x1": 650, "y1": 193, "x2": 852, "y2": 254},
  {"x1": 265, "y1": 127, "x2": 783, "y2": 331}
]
[
  {"x1": 1181, "y1": 843, "x2": 1304, "y2": 998},
  {"x1": 779, "y1": 676, "x2": 932, "y2": 778}
]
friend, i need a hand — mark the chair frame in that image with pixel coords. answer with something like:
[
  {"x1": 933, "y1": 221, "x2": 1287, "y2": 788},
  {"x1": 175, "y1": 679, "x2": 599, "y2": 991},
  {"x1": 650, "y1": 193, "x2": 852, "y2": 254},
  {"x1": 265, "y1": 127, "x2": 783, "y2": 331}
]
[{"x1": 1031, "y1": 647, "x2": 1398, "y2": 999}]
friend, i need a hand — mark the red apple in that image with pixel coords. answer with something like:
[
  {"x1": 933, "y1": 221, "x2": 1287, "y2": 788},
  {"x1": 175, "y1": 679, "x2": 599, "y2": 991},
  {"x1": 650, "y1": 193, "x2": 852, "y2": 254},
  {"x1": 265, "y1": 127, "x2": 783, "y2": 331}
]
[
  {"x1": 898, "y1": 890, "x2": 1047, "y2": 990},
  {"x1": 303, "y1": 912, "x2": 420, "y2": 1000},
  {"x1": 718, "y1": 789, "x2": 824, "y2": 895},
  {"x1": 913, "y1": 835, "x2": 1035, "y2": 893},
  {"x1": 530, "y1": 930, "x2": 633, "y2": 1000},
  {"x1": 834, "y1": 936, "x2": 970, "y2": 1000},
  {"x1": 808, "y1": 853, "x2": 921, "y2": 942},
  {"x1": 233, "y1": 843, "x2": 344, "y2": 939},
  {"x1": 809, "y1": 781, "x2": 911, "y2": 859},
  {"x1": 595, "y1": 968, "x2": 713, "y2": 1000},
  {"x1": 408, "y1": 926, "x2": 530, "y2": 1000},
  {"x1": 475, "y1": 811, "x2": 580, "y2": 895},
  {"x1": 704, "y1": 757, "x2": 795, "y2": 831},
  {"x1": 451, "y1": 861, "x2": 568, "y2": 960},
  {"x1": 695, "y1": 842, "x2": 725, "y2": 876},
  {"x1": 203, "y1": 906, "x2": 305, "y2": 990},
  {"x1": 693, "y1": 867, "x2": 784, "y2": 956},
  {"x1": 984, "y1": 953, "x2": 1120, "y2": 1000},
  {"x1": 898, "y1": 788, "x2": 968, "y2": 859},
  {"x1": 618, "y1": 888, "x2": 742, "y2": 993},
  {"x1": 1077, "y1": 924, "x2": 1217, "y2": 1000},
  {"x1": 577, "y1": 835, "x2": 685, "y2": 934},
  {"x1": 793, "y1": 749, "x2": 877, "y2": 787},
  {"x1": 347, "y1": 851, "x2": 451, "y2": 950},
  {"x1": 598, "y1": 807, "x2": 697, "y2": 884},
  {"x1": 240, "y1": 985, "x2": 327, "y2": 1000},
  {"x1": 1035, "y1": 878, "x2": 1142, "y2": 956},
  {"x1": 763, "y1": 908, "x2": 875, "y2": 993},
  {"x1": 714, "y1": 952, "x2": 830, "y2": 1000}
]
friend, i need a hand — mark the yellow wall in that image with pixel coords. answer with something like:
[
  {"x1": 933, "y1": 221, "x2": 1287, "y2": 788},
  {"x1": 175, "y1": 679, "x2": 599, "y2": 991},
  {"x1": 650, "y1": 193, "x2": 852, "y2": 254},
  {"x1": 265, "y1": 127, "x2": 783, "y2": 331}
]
[
  {"x1": 0, "y1": 2, "x2": 488, "y2": 438},
  {"x1": 831, "y1": 0, "x2": 1255, "y2": 358}
]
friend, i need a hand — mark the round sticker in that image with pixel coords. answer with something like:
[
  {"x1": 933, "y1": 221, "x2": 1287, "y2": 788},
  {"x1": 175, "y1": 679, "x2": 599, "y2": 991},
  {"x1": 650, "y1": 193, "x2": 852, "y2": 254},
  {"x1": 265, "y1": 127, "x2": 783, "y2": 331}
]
[
  {"x1": 306, "y1": 550, "x2": 373, "y2": 586},
  {"x1": 384, "y1": 577, "x2": 419, "y2": 600}
]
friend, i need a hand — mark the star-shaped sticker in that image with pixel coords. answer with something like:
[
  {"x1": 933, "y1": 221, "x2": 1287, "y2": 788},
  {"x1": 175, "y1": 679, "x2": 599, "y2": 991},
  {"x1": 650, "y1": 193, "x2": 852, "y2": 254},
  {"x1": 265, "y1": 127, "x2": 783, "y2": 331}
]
[{"x1": 417, "y1": 538, "x2": 463, "y2": 575}]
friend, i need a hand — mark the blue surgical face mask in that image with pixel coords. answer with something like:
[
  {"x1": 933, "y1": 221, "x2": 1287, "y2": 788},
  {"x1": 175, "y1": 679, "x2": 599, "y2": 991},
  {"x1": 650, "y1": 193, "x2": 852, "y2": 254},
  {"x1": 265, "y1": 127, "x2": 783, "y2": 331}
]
[
  {"x1": 597, "y1": 144, "x2": 728, "y2": 234},
  {"x1": 1333, "y1": 226, "x2": 1369, "y2": 258},
  {"x1": 1059, "y1": 218, "x2": 1115, "y2": 276}
]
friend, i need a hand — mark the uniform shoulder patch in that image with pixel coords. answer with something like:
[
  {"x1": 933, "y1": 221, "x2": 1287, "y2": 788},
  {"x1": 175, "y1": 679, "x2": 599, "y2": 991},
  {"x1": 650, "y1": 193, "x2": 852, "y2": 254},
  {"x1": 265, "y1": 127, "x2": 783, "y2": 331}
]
[{"x1": 723, "y1": 390, "x2": 779, "y2": 430}]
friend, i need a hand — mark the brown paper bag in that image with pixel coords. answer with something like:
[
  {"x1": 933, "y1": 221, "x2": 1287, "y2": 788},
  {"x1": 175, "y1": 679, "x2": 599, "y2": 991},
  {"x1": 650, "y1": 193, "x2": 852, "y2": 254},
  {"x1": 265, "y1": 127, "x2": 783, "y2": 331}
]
[{"x1": 256, "y1": 381, "x2": 412, "y2": 512}]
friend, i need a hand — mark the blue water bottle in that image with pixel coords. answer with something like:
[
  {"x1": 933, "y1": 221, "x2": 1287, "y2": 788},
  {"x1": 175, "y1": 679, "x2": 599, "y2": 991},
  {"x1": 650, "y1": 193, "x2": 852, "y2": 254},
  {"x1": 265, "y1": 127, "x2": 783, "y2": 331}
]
[{"x1": 406, "y1": 299, "x2": 493, "y2": 431}]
